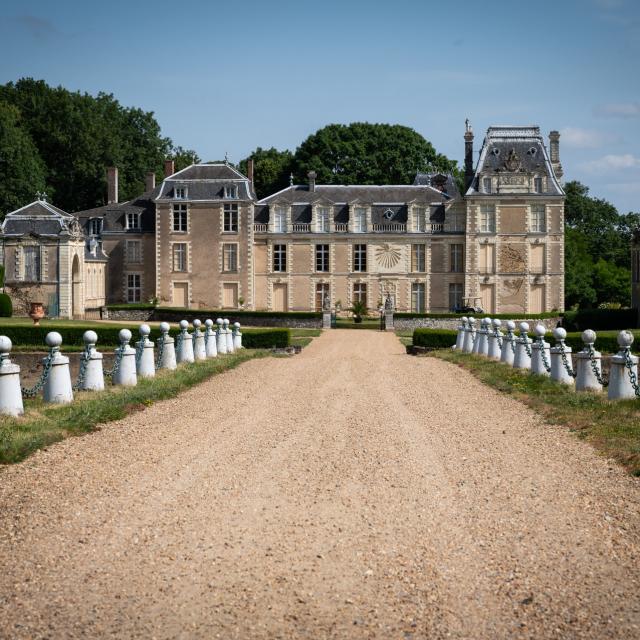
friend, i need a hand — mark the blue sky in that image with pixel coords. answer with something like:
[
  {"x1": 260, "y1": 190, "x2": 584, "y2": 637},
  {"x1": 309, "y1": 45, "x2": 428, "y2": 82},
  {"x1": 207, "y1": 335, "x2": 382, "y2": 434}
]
[{"x1": 1, "y1": 0, "x2": 639, "y2": 213}]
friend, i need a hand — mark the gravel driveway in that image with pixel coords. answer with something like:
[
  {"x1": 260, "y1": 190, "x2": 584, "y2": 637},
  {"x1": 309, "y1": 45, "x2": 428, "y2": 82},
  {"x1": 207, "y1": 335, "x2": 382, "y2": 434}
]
[{"x1": 0, "y1": 330, "x2": 638, "y2": 639}]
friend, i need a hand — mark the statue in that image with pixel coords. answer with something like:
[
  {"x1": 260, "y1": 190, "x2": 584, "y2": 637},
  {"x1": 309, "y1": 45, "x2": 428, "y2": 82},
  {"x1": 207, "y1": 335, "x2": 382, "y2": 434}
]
[
  {"x1": 384, "y1": 293, "x2": 393, "y2": 311},
  {"x1": 322, "y1": 294, "x2": 331, "y2": 311}
]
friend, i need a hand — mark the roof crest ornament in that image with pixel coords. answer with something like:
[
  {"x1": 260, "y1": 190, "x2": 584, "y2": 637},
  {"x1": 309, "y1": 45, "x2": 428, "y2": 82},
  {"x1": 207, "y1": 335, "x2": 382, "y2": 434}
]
[
  {"x1": 35, "y1": 191, "x2": 48, "y2": 202},
  {"x1": 289, "y1": 173, "x2": 294, "y2": 186}
]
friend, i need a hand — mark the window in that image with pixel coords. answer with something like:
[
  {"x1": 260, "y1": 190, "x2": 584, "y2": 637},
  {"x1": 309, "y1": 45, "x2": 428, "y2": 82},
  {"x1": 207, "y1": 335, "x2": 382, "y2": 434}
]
[
  {"x1": 450, "y1": 244, "x2": 464, "y2": 272},
  {"x1": 411, "y1": 283, "x2": 425, "y2": 313},
  {"x1": 413, "y1": 207, "x2": 425, "y2": 232},
  {"x1": 531, "y1": 204, "x2": 546, "y2": 232},
  {"x1": 317, "y1": 207, "x2": 330, "y2": 233},
  {"x1": 479, "y1": 204, "x2": 495, "y2": 233},
  {"x1": 127, "y1": 274, "x2": 141, "y2": 303},
  {"x1": 24, "y1": 246, "x2": 40, "y2": 281},
  {"x1": 174, "y1": 186, "x2": 187, "y2": 199},
  {"x1": 448, "y1": 210, "x2": 465, "y2": 232},
  {"x1": 273, "y1": 244, "x2": 287, "y2": 272},
  {"x1": 479, "y1": 243, "x2": 495, "y2": 274},
  {"x1": 449, "y1": 283, "x2": 463, "y2": 311},
  {"x1": 127, "y1": 240, "x2": 141, "y2": 263},
  {"x1": 89, "y1": 218, "x2": 102, "y2": 236},
  {"x1": 224, "y1": 185, "x2": 238, "y2": 199},
  {"x1": 172, "y1": 243, "x2": 187, "y2": 272},
  {"x1": 222, "y1": 244, "x2": 237, "y2": 272},
  {"x1": 353, "y1": 244, "x2": 367, "y2": 272},
  {"x1": 354, "y1": 207, "x2": 367, "y2": 233},
  {"x1": 483, "y1": 177, "x2": 492, "y2": 194},
  {"x1": 533, "y1": 177, "x2": 543, "y2": 193},
  {"x1": 274, "y1": 206, "x2": 287, "y2": 233},
  {"x1": 353, "y1": 283, "x2": 367, "y2": 306},
  {"x1": 172, "y1": 204, "x2": 187, "y2": 232},
  {"x1": 315, "y1": 283, "x2": 330, "y2": 311},
  {"x1": 223, "y1": 203, "x2": 239, "y2": 232},
  {"x1": 411, "y1": 244, "x2": 426, "y2": 272},
  {"x1": 126, "y1": 212, "x2": 141, "y2": 230},
  {"x1": 315, "y1": 244, "x2": 329, "y2": 272}
]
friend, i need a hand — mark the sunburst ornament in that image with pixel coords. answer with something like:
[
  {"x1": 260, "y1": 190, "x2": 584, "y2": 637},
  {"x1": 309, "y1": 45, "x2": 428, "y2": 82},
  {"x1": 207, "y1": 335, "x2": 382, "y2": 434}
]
[{"x1": 375, "y1": 243, "x2": 402, "y2": 269}]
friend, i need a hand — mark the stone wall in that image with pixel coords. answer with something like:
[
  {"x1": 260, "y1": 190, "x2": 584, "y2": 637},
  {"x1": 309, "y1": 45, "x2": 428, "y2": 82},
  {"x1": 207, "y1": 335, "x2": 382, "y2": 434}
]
[{"x1": 393, "y1": 316, "x2": 562, "y2": 331}]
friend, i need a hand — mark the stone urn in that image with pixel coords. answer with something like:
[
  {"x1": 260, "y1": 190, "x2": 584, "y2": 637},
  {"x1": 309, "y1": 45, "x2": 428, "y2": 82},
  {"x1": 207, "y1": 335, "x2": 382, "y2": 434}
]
[{"x1": 29, "y1": 301, "x2": 45, "y2": 326}]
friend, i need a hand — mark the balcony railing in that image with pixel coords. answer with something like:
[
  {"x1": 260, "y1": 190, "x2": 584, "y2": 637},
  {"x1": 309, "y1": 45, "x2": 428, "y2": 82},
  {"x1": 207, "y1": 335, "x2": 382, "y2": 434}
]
[
  {"x1": 292, "y1": 223, "x2": 311, "y2": 232},
  {"x1": 253, "y1": 223, "x2": 268, "y2": 233},
  {"x1": 334, "y1": 223, "x2": 348, "y2": 232},
  {"x1": 372, "y1": 223, "x2": 406, "y2": 232}
]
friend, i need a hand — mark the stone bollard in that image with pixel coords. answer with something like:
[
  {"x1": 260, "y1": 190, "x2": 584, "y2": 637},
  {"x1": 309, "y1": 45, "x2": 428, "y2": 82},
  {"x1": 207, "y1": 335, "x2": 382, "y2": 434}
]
[
  {"x1": 113, "y1": 329, "x2": 137, "y2": 387},
  {"x1": 176, "y1": 320, "x2": 195, "y2": 364},
  {"x1": 43, "y1": 332, "x2": 74, "y2": 404},
  {"x1": 608, "y1": 331, "x2": 639, "y2": 400},
  {"x1": 477, "y1": 317, "x2": 491, "y2": 356},
  {"x1": 531, "y1": 324, "x2": 551, "y2": 377},
  {"x1": 80, "y1": 330, "x2": 104, "y2": 391},
  {"x1": 204, "y1": 319, "x2": 218, "y2": 358},
  {"x1": 550, "y1": 327, "x2": 575, "y2": 386},
  {"x1": 136, "y1": 324, "x2": 155, "y2": 378},
  {"x1": 455, "y1": 317, "x2": 467, "y2": 350},
  {"x1": 513, "y1": 322, "x2": 532, "y2": 370},
  {"x1": 157, "y1": 322, "x2": 177, "y2": 370},
  {"x1": 488, "y1": 319, "x2": 504, "y2": 360},
  {"x1": 462, "y1": 317, "x2": 476, "y2": 353},
  {"x1": 471, "y1": 318, "x2": 483, "y2": 354},
  {"x1": 0, "y1": 336, "x2": 24, "y2": 416},
  {"x1": 233, "y1": 322, "x2": 243, "y2": 350},
  {"x1": 224, "y1": 319, "x2": 234, "y2": 353},
  {"x1": 192, "y1": 319, "x2": 207, "y2": 361},
  {"x1": 216, "y1": 318, "x2": 227, "y2": 355},
  {"x1": 575, "y1": 330, "x2": 603, "y2": 393},
  {"x1": 500, "y1": 321, "x2": 517, "y2": 366}
]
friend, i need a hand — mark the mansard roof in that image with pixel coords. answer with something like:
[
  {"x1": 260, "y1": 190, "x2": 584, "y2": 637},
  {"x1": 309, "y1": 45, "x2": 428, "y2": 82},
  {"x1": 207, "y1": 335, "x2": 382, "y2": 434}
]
[
  {"x1": 466, "y1": 126, "x2": 564, "y2": 197},
  {"x1": 1, "y1": 199, "x2": 80, "y2": 237},
  {"x1": 156, "y1": 163, "x2": 255, "y2": 201}
]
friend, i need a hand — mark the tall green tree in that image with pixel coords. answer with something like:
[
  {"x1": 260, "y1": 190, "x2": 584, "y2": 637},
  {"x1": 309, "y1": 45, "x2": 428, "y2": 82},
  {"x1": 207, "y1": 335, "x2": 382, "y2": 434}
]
[
  {"x1": 239, "y1": 147, "x2": 294, "y2": 199},
  {"x1": 0, "y1": 101, "x2": 46, "y2": 216},
  {"x1": 171, "y1": 146, "x2": 201, "y2": 173}
]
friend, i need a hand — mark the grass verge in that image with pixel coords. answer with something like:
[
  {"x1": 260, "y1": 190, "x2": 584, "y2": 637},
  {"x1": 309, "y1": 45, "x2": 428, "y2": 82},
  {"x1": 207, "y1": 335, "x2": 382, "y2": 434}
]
[
  {"x1": 0, "y1": 349, "x2": 268, "y2": 465},
  {"x1": 430, "y1": 349, "x2": 640, "y2": 476}
]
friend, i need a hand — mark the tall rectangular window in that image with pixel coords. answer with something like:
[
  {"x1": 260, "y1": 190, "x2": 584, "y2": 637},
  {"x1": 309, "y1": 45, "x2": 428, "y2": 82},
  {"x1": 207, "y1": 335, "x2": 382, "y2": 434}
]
[
  {"x1": 172, "y1": 204, "x2": 187, "y2": 232},
  {"x1": 274, "y1": 206, "x2": 287, "y2": 233},
  {"x1": 353, "y1": 244, "x2": 367, "y2": 272},
  {"x1": 354, "y1": 207, "x2": 367, "y2": 232},
  {"x1": 127, "y1": 240, "x2": 141, "y2": 263},
  {"x1": 273, "y1": 244, "x2": 287, "y2": 272},
  {"x1": 89, "y1": 218, "x2": 102, "y2": 236},
  {"x1": 222, "y1": 243, "x2": 237, "y2": 272},
  {"x1": 531, "y1": 204, "x2": 546, "y2": 232},
  {"x1": 479, "y1": 204, "x2": 495, "y2": 233},
  {"x1": 413, "y1": 207, "x2": 425, "y2": 232},
  {"x1": 411, "y1": 283, "x2": 425, "y2": 312},
  {"x1": 173, "y1": 243, "x2": 187, "y2": 272},
  {"x1": 315, "y1": 244, "x2": 329, "y2": 272},
  {"x1": 411, "y1": 244, "x2": 426, "y2": 272},
  {"x1": 126, "y1": 212, "x2": 141, "y2": 230},
  {"x1": 450, "y1": 244, "x2": 464, "y2": 272},
  {"x1": 223, "y1": 203, "x2": 239, "y2": 232},
  {"x1": 127, "y1": 274, "x2": 141, "y2": 303},
  {"x1": 23, "y1": 246, "x2": 41, "y2": 281},
  {"x1": 317, "y1": 207, "x2": 330, "y2": 233},
  {"x1": 353, "y1": 283, "x2": 367, "y2": 306},
  {"x1": 483, "y1": 177, "x2": 492, "y2": 194},
  {"x1": 449, "y1": 283, "x2": 463, "y2": 311},
  {"x1": 315, "y1": 283, "x2": 330, "y2": 311},
  {"x1": 533, "y1": 177, "x2": 543, "y2": 193}
]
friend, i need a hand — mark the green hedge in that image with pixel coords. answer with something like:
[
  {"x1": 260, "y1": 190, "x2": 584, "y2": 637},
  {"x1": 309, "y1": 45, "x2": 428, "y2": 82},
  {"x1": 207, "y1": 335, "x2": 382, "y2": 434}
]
[
  {"x1": 562, "y1": 308, "x2": 638, "y2": 332},
  {"x1": 0, "y1": 293, "x2": 12, "y2": 317},
  {"x1": 107, "y1": 304, "x2": 321, "y2": 320},
  {"x1": 0, "y1": 326, "x2": 290, "y2": 349},
  {"x1": 412, "y1": 329, "x2": 458, "y2": 349},
  {"x1": 397, "y1": 311, "x2": 561, "y2": 320}
]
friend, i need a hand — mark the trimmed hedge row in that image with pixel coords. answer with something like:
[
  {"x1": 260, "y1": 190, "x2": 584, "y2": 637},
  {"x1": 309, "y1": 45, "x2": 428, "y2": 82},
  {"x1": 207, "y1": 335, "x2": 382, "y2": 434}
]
[
  {"x1": 412, "y1": 329, "x2": 458, "y2": 349},
  {"x1": 397, "y1": 311, "x2": 561, "y2": 320},
  {"x1": 562, "y1": 308, "x2": 638, "y2": 332},
  {"x1": 0, "y1": 293, "x2": 12, "y2": 317},
  {"x1": 1, "y1": 326, "x2": 290, "y2": 349},
  {"x1": 107, "y1": 305, "x2": 321, "y2": 320}
]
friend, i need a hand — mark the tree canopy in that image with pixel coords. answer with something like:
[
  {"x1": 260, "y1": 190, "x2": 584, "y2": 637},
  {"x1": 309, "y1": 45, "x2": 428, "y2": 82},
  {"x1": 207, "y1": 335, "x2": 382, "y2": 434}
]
[{"x1": 238, "y1": 147, "x2": 294, "y2": 200}]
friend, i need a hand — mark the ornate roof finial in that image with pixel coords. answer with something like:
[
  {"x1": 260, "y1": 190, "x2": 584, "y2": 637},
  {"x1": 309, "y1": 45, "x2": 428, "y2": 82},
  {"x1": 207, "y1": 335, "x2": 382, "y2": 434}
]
[
  {"x1": 35, "y1": 191, "x2": 48, "y2": 202},
  {"x1": 224, "y1": 151, "x2": 229, "y2": 164},
  {"x1": 289, "y1": 173, "x2": 294, "y2": 186},
  {"x1": 465, "y1": 118, "x2": 472, "y2": 134}
]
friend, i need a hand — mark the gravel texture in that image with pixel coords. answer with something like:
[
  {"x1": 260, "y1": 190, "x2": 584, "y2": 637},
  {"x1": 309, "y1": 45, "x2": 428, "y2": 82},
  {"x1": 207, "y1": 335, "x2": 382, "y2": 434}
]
[{"x1": 0, "y1": 330, "x2": 639, "y2": 639}]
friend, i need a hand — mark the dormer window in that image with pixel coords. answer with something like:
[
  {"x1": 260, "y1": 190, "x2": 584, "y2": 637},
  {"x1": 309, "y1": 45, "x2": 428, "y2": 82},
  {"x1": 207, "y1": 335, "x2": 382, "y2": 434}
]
[
  {"x1": 316, "y1": 207, "x2": 330, "y2": 233},
  {"x1": 533, "y1": 177, "x2": 543, "y2": 193},
  {"x1": 224, "y1": 185, "x2": 238, "y2": 199},
  {"x1": 89, "y1": 217, "x2": 103, "y2": 236},
  {"x1": 483, "y1": 177, "x2": 492, "y2": 194},
  {"x1": 383, "y1": 208, "x2": 395, "y2": 221},
  {"x1": 273, "y1": 206, "x2": 287, "y2": 233},
  {"x1": 126, "y1": 212, "x2": 141, "y2": 230},
  {"x1": 174, "y1": 186, "x2": 187, "y2": 199}
]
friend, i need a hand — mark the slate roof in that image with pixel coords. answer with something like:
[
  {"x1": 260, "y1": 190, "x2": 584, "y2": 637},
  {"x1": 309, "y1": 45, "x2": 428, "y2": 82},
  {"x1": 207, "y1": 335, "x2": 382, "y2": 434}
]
[
  {"x1": 1, "y1": 200, "x2": 78, "y2": 237},
  {"x1": 413, "y1": 173, "x2": 460, "y2": 199},
  {"x1": 156, "y1": 163, "x2": 255, "y2": 201},
  {"x1": 466, "y1": 126, "x2": 564, "y2": 196}
]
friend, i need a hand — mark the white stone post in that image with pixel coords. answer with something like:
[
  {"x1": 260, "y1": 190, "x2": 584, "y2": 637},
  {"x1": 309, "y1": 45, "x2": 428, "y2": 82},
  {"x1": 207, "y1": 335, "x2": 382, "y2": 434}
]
[
  {"x1": 550, "y1": 327, "x2": 575, "y2": 386},
  {"x1": 43, "y1": 332, "x2": 74, "y2": 404},
  {"x1": 455, "y1": 317, "x2": 467, "y2": 350},
  {"x1": 463, "y1": 317, "x2": 476, "y2": 353},
  {"x1": 608, "y1": 331, "x2": 639, "y2": 400},
  {"x1": 158, "y1": 322, "x2": 177, "y2": 370},
  {"x1": 216, "y1": 318, "x2": 227, "y2": 355},
  {"x1": 500, "y1": 321, "x2": 517, "y2": 366},
  {"x1": 0, "y1": 336, "x2": 24, "y2": 416},
  {"x1": 192, "y1": 319, "x2": 207, "y2": 361},
  {"x1": 575, "y1": 330, "x2": 603, "y2": 393},
  {"x1": 113, "y1": 329, "x2": 137, "y2": 387},
  {"x1": 531, "y1": 324, "x2": 551, "y2": 376},
  {"x1": 176, "y1": 320, "x2": 194, "y2": 364},
  {"x1": 204, "y1": 319, "x2": 218, "y2": 358},
  {"x1": 476, "y1": 317, "x2": 491, "y2": 356},
  {"x1": 513, "y1": 322, "x2": 532, "y2": 370},
  {"x1": 224, "y1": 318, "x2": 234, "y2": 353},
  {"x1": 80, "y1": 330, "x2": 104, "y2": 391},
  {"x1": 488, "y1": 319, "x2": 503, "y2": 360},
  {"x1": 233, "y1": 322, "x2": 243, "y2": 350},
  {"x1": 136, "y1": 324, "x2": 155, "y2": 378}
]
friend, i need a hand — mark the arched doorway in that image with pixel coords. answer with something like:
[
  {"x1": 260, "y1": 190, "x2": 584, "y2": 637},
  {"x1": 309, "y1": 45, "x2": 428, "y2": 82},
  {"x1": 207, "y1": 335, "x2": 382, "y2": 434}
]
[{"x1": 71, "y1": 254, "x2": 82, "y2": 318}]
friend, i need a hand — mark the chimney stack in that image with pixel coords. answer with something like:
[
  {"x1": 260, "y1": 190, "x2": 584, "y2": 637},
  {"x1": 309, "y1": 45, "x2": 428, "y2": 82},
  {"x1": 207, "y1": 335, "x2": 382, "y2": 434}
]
[
  {"x1": 107, "y1": 166, "x2": 118, "y2": 204},
  {"x1": 308, "y1": 170, "x2": 317, "y2": 193},
  {"x1": 247, "y1": 158, "x2": 254, "y2": 184},
  {"x1": 145, "y1": 171, "x2": 156, "y2": 192},
  {"x1": 464, "y1": 120, "x2": 474, "y2": 191},
  {"x1": 164, "y1": 159, "x2": 175, "y2": 178},
  {"x1": 548, "y1": 130, "x2": 563, "y2": 181}
]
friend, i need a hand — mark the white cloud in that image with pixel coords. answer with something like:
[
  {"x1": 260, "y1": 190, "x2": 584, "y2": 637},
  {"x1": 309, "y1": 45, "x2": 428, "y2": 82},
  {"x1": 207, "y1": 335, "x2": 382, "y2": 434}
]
[
  {"x1": 581, "y1": 154, "x2": 640, "y2": 172},
  {"x1": 560, "y1": 127, "x2": 617, "y2": 148},
  {"x1": 594, "y1": 102, "x2": 640, "y2": 118}
]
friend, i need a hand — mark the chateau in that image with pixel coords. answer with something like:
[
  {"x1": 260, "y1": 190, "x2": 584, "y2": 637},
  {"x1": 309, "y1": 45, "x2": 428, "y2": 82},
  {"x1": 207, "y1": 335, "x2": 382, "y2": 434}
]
[{"x1": 0, "y1": 125, "x2": 567, "y2": 316}]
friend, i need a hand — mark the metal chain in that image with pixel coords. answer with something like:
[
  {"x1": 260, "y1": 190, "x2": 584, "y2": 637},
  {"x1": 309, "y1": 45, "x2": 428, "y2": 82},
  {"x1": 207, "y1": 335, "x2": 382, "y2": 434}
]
[
  {"x1": 587, "y1": 345, "x2": 607, "y2": 387},
  {"x1": 509, "y1": 334, "x2": 516, "y2": 355},
  {"x1": 175, "y1": 330, "x2": 184, "y2": 354},
  {"x1": 493, "y1": 328, "x2": 503, "y2": 349},
  {"x1": 560, "y1": 345, "x2": 576, "y2": 378},
  {"x1": 538, "y1": 339, "x2": 551, "y2": 373},
  {"x1": 104, "y1": 347, "x2": 124, "y2": 379},
  {"x1": 135, "y1": 335, "x2": 147, "y2": 368},
  {"x1": 204, "y1": 328, "x2": 209, "y2": 348},
  {"x1": 155, "y1": 334, "x2": 165, "y2": 369},
  {"x1": 522, "y1": 336, "x2": 532, "y2": 358},
  {"x1": 72, "y1": 346, "x2": 92, "y2": 391},
  {"x1": 21, "y1": 350, "x2": 54, "y2": 397},
  {"x1": 623, "y1": 350, "x2": 640, "y2": 398}
]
